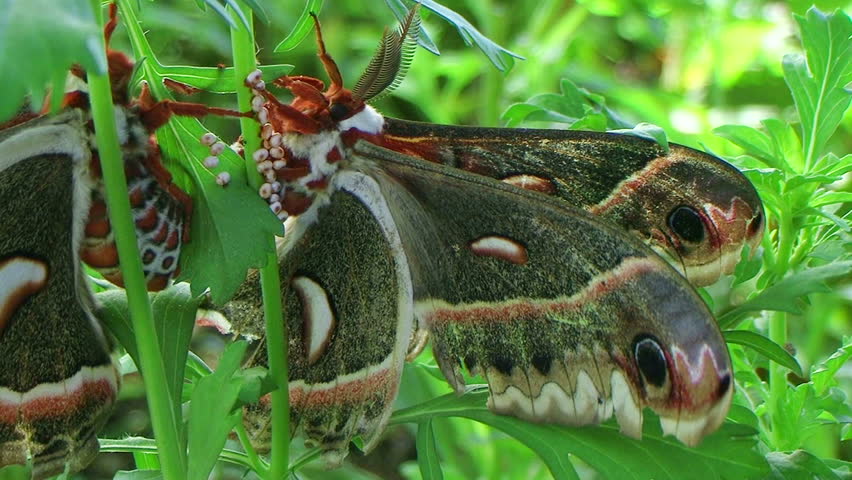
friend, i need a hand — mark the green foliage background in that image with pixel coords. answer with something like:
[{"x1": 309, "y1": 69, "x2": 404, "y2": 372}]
[{"x1": 0, "y1": 0, "x2": 849, "y2": 479}]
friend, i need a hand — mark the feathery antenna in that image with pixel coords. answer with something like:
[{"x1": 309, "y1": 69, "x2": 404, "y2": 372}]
[{"x1": 352, "y1": 6, "x2": 421, "y2": 102}]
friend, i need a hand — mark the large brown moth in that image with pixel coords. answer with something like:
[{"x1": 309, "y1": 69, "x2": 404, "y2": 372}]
[
  {"x1": 0, "y1": 5, "x2": 244, "y2": 476},
  {"x1": 210, "y1": 7, "x2": 762, "y2": 466}
]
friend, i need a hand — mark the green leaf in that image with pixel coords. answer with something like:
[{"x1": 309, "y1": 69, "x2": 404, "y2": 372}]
[
  {"x1": 718, "y1": 261, "x2": 852, "y2": 328},
  {"x1": 814, "y1": 153, "x2": 852, "y2": 177},
  {"x1": 274, "y1": 0, "x2": 324, "y2": 51},
  {"x1": 101, "y1": 437, "x2": 260, "y2": 472},
  {"x1": 732, "y1": 245, "x2": 763, "y2": 286},
  {"x1": 97, "y1": 284, "x2": 199, "y2": 412},
  {"x1": 409, "y1": 0, "x2": 523, "y2": 72},
  {"x1": 723, "y1": 330, "x2": 803, "y2": 376},
  {"x1": 783, "y1": 8, "x2": 852, "y2": 167},
  {"x1": 192, "y1": 0, "x2": 269, "y2": 30},
  {"x1": 155, "y1": 62, "x2": 293, "y2": 94},
  {"x1": 114, "y1": 470, "x2": 163, "y2": 480},
  {"x1": 501, "y1": 79, "x2": 618, "y2": 130},
  {"x1": 812, "y1": 337, "x2": 852, "y2": 395},
  {"x1": 784, "y1": 173, "x2": 842, "y2": 192},
  {"x1": 763, "y1": 119, "x2": 805, "y2": 172},
  {"x1": 186, "y1": 341, "x2": 250, "y2": 480},
  {"x1": 155, "y1": 117, "x2": 282, "y2": 303},
  {"x1": 766, "y1": 450, "x2": 848, "y2": 480},
  {"x1": 726, "y1": 405, "x2": 761, "y2": 430},
  {"x1": 391, "y1": 390, "x2": 767, "y2": 480},
  {"x1": 0, "y1": 0, "x2": 103, "y2": 122},
  {"x1": 811, "y1": 191, "x2": 852, "y2": 208},
  {"x1": 611, "y1": 123, "x2": 670, "y2": 153},
  {"x1": 714, "y1": 125, "x2": 787, "y2": 170},
  {"x1": 416, "y1": 420, "x2": 444, "y2": 480},
  {"x1": 384, "y1": 0, "x2": 441, "y2": 55}
]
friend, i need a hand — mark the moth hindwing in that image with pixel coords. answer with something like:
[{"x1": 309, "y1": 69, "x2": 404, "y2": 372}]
[
  {"x1": 213, "y1": 7, "x2": 753, "y2": 464},
  {"x1": 0, "y1": 111, "x2": 119, "y2": 479}
]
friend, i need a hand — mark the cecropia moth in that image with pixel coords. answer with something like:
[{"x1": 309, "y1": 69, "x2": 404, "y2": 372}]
[{"x1": 208, "y1": 7, "x2": 762, "y2": 466}]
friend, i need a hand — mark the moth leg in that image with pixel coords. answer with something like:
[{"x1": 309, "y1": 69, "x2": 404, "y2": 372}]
[
  {"x1": 273, "y1": 75, "x2": 326, "y2": 92},
  {"x1": 136, "y1": 84, "x2": 249, "y2": 130},
  {"x1": 280, "y1": 79, "x2": 329, "y2": 109}
]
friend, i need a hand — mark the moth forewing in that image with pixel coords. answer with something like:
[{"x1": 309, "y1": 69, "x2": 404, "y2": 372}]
[
  {"x1": 0, "y1": 112, "x2": 119, "y2": 479},
  {"x1": 378, "y1": 118, "x2": 765, "y2": 288}
]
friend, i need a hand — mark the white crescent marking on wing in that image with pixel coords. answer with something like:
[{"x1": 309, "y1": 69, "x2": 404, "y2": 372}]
[
  {"x1": 293, "y1": 276, "x2": 336, "y2": 365},
  {"x1": 0, "y1": 257, "x2": 48, "y2": 329}
]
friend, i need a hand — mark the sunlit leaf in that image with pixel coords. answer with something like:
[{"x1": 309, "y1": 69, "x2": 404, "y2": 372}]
[
  {"x1": 611, "y1": 123, "x2": 669, "y2": 152},
  {"x1": 409, "y1": 0, "x2": 523, "y2": 71},
  {"x1": 719, "y1": 261, "x2": 852, "y2": 328},
  {"x1": 274, "y1": 0, "x2": 324, "y2": 51},
  {"x1": 812, "y1": 337, "x2": 852, "y2": 395},
  {"x1": 782, "y1": 8, "x2": 852, "y2": 166}
]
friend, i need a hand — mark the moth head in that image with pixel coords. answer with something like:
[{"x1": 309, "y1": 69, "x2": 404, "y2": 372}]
[{"x1": 250, "y1": 8, "x2": 420, "y2": 135}]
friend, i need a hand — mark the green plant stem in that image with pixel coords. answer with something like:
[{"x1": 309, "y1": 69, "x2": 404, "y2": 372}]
[
  {"x1": 93, "y1": 1, "x2": 187, "y2": 477},
  {"x1": 775, "y1": 211, "x2": 796, "y2": 274},
  {"x1": 765, "y1": 204, "x2": 797, "y2": 448},
  {"x1": 767, "y1": 309, "x2": 788, "y2": 448},
  {"x1": 234, "y1": 419, "x2": 269, "y2": 475},
  {"x1": 229, "y1": 5, "x2": 291, "y2": 479}
]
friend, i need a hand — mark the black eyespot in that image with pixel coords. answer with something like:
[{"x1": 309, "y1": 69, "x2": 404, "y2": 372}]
[
  {"x1": 668, "y1": 206, "x2": 705, "y2": 243},
  {"x1": 634, "y1": 336, "x2": 668, "y2": 388},
  {"x1": 329, "y1": 103, "x2": 350, "y2": 121}
]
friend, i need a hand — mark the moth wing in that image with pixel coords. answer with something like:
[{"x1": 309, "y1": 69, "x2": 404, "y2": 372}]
[
  {"x1": 381, "y1": 118, "x2": 764, "y2": 286},
  {"x1": 222, "y1": 172, "x2": 413, "y2": 466},
  {"x1": 355, "y1": 140, "x2": 733, "y2": 446},
  {"x1": 0, "y1": 111, "x2": 119, "y2": 477}
]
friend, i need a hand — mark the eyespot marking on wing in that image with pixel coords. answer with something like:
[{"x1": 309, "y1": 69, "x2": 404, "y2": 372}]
[
  {"x1": 469, "y1": 236, "x2": 529, "y2": 265},
  {"x1": 0, "y1": 257, "x2": 48, "y2": 332},
  {"x1": 292, "y1": 276, "x2": 336, "y2": 365}
]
